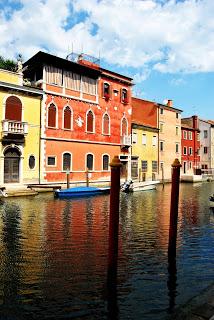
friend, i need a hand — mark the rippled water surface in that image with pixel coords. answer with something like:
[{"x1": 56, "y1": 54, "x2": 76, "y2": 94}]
[{"x1": 0, "y1": 182, "x2": 214, "y2": 319}]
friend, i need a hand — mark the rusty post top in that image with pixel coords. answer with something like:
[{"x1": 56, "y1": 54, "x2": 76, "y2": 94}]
[
  {"x1": 110, "y1": 155, "x2": 122, "y2": 167},
  {"x1": 171, "y1": 158, "x2": 182, "y2": 167}
]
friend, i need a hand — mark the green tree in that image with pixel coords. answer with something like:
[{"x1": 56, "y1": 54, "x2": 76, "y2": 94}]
[{"x1": 0, "y1": 56, "x2": 17, "y2": 72}]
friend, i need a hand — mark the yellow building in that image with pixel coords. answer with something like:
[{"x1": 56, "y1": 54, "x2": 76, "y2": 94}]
[
  {"x1": 0, "y1": 67, "x2": 43, "y2": 186},
  {"x1": 131, "y1": 124, "x2": 159, "y2": 181}
]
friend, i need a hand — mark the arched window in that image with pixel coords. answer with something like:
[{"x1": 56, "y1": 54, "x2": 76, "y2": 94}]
[
  {"x1": 86, "y1": 154, "x2": 94, "y2": 171},
  {"x1": 86, "y1": 110, "x2": 94, "y2": 133},
  {"x1": 102, "y1": 155, "x2": 109, "y2": 171},
  {"x1": 121, "y1": 88, "x2": 128, "y2": 103},
  {"x1": 63, "y1": 153, "x2": 71, "y2": 171},
  {"x1": 63, "y1": 106, "x2": 72, "y2": 130},
  {"x1": 5, "y1": 96, "x2": 22, "y2": 121},
  {"x1": 102, "y1": 113, "x2": 110, "y2": 135},
  {"x1": 121, "y1": 117, "x2": 128, "y2": 136},
  {"x1": 48, "y1": 103, "x2": 57, "y2": 128}
]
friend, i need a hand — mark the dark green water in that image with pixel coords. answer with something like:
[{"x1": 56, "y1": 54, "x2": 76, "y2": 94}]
[{"x1": 0, "y1": 182, "x2": 213, "y2": 319}]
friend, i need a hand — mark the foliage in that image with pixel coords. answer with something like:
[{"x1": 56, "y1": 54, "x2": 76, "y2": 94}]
[{"x1": 0, "y1": 56, "x2": 17, "y2": 72}]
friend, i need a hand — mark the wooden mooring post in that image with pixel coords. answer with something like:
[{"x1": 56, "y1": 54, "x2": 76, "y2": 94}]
[
  {"x1": 66, "y1": 170, "x2": 70, "y2": 189},
  {"x1": 86, "y1": 168, "x2": 89, "y2": 187}
]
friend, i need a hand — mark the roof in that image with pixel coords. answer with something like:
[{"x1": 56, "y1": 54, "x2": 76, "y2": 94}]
[
  {"x1": 0, "y1": 80, "x2": 43, "y2": 96},
  {"x1": 157, "y1": 103, "x2": 183, "y2": 113},
  {"x1": 23, "y1": 51, "x2": 101, "y2": 79}
]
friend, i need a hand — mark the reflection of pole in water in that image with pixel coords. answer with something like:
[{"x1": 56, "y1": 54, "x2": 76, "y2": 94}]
[
  {"x1": 107, "y1": 156, "x2": 122, "y2": 320},
  {"x1": 167, "y1": 159, "x2": 181, "y2": 312}
]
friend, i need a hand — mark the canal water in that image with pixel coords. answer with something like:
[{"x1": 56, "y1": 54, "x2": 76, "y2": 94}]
[{"x1": 0, "y1": 182, "x2": 213, "y2": 320}]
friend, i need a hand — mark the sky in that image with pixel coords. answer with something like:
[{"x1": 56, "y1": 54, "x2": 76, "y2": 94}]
[{"x1": 0, "y1": 0, "x2": 214, "y2": 119}]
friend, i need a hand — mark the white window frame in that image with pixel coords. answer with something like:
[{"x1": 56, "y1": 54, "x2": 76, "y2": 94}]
[
  {"x1": 62, "y1": 105, "x2": 73, "y2": 130},
  {"x1": 102, "y1": 112, "x2": 111, "y2": 135},
  {"x1": 189, "y1": 131, "x2": 193, "y2": 140},
  {"x1": 86, "y1": 109, "x2": 95, "y2": 133},
  {"x1": 47, "y1": 102, "x2": 58, "y2": 129},
  {"x1": 152, "y1": 136, "x2": 157, "y2": 146},
  {"x1": 132, "y1": 132, "x2": 138, "y2": 144},
  {"x1": 28, "y1": 154, "x2": 36, "y2": 170},
  {"x1": 121, "y1": 116, "x2": 128, "y2": 136},
  {"x1": 102, "y1": 153, "x2": 110, "y2": 171},
  {"x1": 142, "y1": 133, "x2": 147, "y2": 145},
  {"x1": 183, "y1": 147, "x2": 187, "y2": 155},
  {"x1": 62, "y1": 152, "x2": 72, "y2": 172},
  {"x1": 47, "y1": 155, "x2": 57, "y2": 167},
  {"x1": 85, "y1": 153, "x2": 94, "y2": 171}
]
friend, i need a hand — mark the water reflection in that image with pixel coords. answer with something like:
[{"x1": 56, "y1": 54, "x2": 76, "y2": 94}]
[{"x1": 0, "y1": 182, "x2": 213, "y2": 320}]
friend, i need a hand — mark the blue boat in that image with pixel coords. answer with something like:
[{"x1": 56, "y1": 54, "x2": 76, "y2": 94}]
[{"x1": 54, "y1": 186, "x2": 110, "y2": 198}]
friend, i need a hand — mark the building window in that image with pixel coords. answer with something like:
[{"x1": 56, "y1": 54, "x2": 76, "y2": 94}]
[
  {"x1": 63, "y1": 153, "x2": 71, "y2": 171},
  {"x1": 189, "y1": 147, "x2": 192, "y2": 155},
  {"x1": 141, "y1": 160, "x2": 148, "y2": 172},
  {"x1": 132, "y1": 132, "x2": 137, "y2": 144},
  {"x1": 121, "y1": 88, "x2": 128, "y2": 103},
  {"x1": 102, "y1": 113, "x2": 110, "y2": 135},
  {"x1": 204, "y1": 130, "x2": 208, "y2": 138},
  {"x1": 5, "y1": 96, "x2": 22, "y2": 121},
  {"x1": 176, "y1": 126, "x2": 179, "y2": 135},
  {"x1": 152, "y1": 136, "x2": 157, "y2": 146},
  {"x1": 48, "y1": 103, "x2": 57, "y2": 128},
  {"x1": 63, "y1": 106, "x2": 72, "y2": 130},
  {"x1": 197, "y1": 133, "x2": 200, "y2": 141},
  {"x1": 176, "y1": 112, "x2": 179, "y2": 119},
  {"x1": 160, "y1": 141, "x2": 164, "y2": 151},
  {"x1": 204, "y1": 146, "x2": 208, "y2": 154},
  {"x1": 183, "y1": 131, "x2": 187, "y2": 139},
  {"x1": 183, "y1": 147, "x2": 187, "y2": 155},
  {"x1": 189, "y1": 131, "x2": 192, "y2": 140},
  {"x1": 121, "y1": 117, "x2": 128, "y2": 136},
  {"x1": 152, "y1": 161, "x2": 158, "y2": 172},
  {"x1": 29, "y1": 155, "x2": 35, "y2": 169},
  {"x1": 103, "y1": 83, "x2": 110, "y2": 99},
  {"x1": 160, "y1": 108, "x2": 164, "y2": 115},
  {"x1": 86, "y1": 154, "x2": 94, "y2": 170},
  {"x1": 160, "y1": 123, "x2": 164, "y2": 133},
  {"x1": 189, "y1": 162, "x2": 192, "y2": 169},
  {"x1": 47, "y1": 156, "x2": 56, "y2": 166},
  {"x1": 86, "y1": 110, "x2": 94, "y2": 133},
  {"x1": 176, "y1": 143, "x2": 179, "y2": 153},
  {"x1": 102, "y1": 154, "x2": 109, "y2": 171},
  {"x1": 142, "y1": 134, "x2": 147, "y2": 145}
]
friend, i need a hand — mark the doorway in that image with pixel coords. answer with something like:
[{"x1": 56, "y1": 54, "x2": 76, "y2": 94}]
[{"x1": 4, "y1": 148, "x2": 20, "y2": 183}]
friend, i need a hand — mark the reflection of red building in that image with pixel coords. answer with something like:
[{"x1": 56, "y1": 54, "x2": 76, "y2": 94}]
[
  {"x1": 24, "y1": 52, "x2": 132, "y2": 185},
  {"x1": 181, "y1": 116, "x2": 200, "y2": 174}
]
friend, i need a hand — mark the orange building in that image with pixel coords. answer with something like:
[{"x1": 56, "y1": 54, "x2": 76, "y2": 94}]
[{"x1": 23, "y1": 52, "x2": 133, "y2": 185}]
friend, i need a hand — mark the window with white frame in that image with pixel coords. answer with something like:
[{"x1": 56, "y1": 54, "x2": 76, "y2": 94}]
[
  {"x1": 160, "y1": 141, "x2": 164, "y2": 151},
  {"x1": 47, "y1": 156, "x2": 56, "y2": 166},
  {"x1": 102, "y1": 113, "x2": 110, "y2": 135},
  {"x1": 63, "y1": 153, "x2": 71, "y2": 171},
  {"x1": 141, "y1": 160, "x2": 148, "y2": 172},
  {"x1": 160, "y1": 123, "x2": 164, "y2": 133},
  {"x1": 102, "y1": 154, "x2": 109, "y2": 171},
  {"x1": 176, "y1": 126, "x2": 179, "y2": 135},
  {"x1": 48, "y1": 103, "x2": 57, "y2": 128},
  {"x1": 152, "y1": 136, "x2": 157, "y2": 146},
  {"x1": 189, "y1": 147, "x2": 192, "y2": 155},
  {"x1": 183, "y1": 131, "x2": 187, "y2": 139},
  {"x1": 64, "y1": 71, "x2": 81, "y2": 91},
  {"x1": 152, "y1": 161, "x2": 158, "y2": 172},
  {"x1": 176, "y1": 143, "x2": 179, "y2": 153},
  {"x1": 142, "y1": 134, "x2": 147, "y2": 145},
  {"x1": 63, "y1": 106, "x2": 72, "y2": 130},
  {"x1": 86, "y1": 110, "x2": 95, "y2": 133},
  {"x1": 189, "y1": 131, "x2": 193, "y2": 140},
  {"x1": 204, "y1": 130, "x2": 208, "y2": 138},
  {"x1": 132, "y1": 132, "x2": 137, "y2": 144},
  {"x1": 82, "y1": 76, "x2": 97, "y2": 95},
  {"x1": 183, "y1": 146, "x2": 187, "y2": 155},
  {"x1": 86, "y1": 154, "x2": 94, "y2": 170}
]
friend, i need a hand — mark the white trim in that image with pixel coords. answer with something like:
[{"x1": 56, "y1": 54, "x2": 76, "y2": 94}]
[
  {"x1": 102, "y1": 112, "x2": 111, "y2": 135},
  {"x1": 41, "y1": 136, "x2": 122, "y2": 146},
  {"x1": 46, "y1": 155, "x2": 57, "y2": 167},
  {"x1": 62, "y1": 104, "x2": 73, "y2": 130},
  {"x1": 47, "y1": 101, "x2": 58, "y2": 129},
  {"x1": 45, "y1": 89, "x2": 99, "y2": 104},
  {"x1": 86, "y1": 109, "x2": 95, "y2": 133},
  {"x1": 85, "y1": 152, "x2": 95, "y2": 171},
  {"x1": 102, "y1": 153, "x2": 110, "y2": 171},
  {"x1": 61, "y1": 151, "x2": 72, "y2": 172}
]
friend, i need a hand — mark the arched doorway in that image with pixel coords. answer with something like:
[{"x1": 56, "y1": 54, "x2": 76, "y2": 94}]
[{"x1": 4, "y1": 148, "x2": 20, "y2": 183}]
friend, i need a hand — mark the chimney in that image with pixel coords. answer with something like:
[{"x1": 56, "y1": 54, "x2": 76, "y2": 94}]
[
  {"x1": 167, "y1": 99, "x2": 173, "y2": 107},
  {"x1": 192, "y1": 115, "x2": 198, "y2": 129}
]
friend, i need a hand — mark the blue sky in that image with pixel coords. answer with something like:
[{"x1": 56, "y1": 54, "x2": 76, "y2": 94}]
[{"x1": 0, "y1": 0, "x2": 214, "y2": 119}]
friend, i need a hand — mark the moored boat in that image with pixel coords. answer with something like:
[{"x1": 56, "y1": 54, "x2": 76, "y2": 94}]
[
  {"x1": 54, "y1": 186, "x2": 110, "y2": 198},
  {"x1": 121, "y1": 180, "x2": 159, "y2": 193}
]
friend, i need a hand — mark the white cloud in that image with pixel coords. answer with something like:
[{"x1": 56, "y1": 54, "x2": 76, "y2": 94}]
[{"x1": 1, "y1": 0, "x2": 214, "y2": 75}]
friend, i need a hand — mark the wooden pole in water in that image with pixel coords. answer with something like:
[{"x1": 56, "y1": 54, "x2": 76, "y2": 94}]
[
  {"x1": 107, "y1": 155, "x2": 122, "y2": 283},
  {"x1": 86, "y1": 168, "x2": 89, "y2": 187},
  {"x1": 168, "y1": 158, "x2": 182, "y2": 259},
  {"x1": 161, "y1": 165, "x2": 165, "y2": 189},
  {"x1": 66, "y1": 171, "x2": 70, "y2": 189}
]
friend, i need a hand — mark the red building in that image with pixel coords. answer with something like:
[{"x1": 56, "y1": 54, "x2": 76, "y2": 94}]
[
  {"x1": 24, "y1": 52, "x2": 133, "y2": 185},
  {"x1": 181, "y1": 116, "x2": 200, "y2": 175}
]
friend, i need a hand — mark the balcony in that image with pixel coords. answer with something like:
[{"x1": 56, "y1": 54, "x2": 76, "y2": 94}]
[
  {"x1": 2, "y1": 120, "x2": 28, "y2": 136},
  {"x1": 121, "y1": 135, "x2": 131, "y2": 148}
]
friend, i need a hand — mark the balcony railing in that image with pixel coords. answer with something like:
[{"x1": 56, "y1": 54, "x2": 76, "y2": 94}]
[
  {"x1": 121, "y1": 135, "x2": 131, "y2": 147},
  {"x1": 2, "y1": 120, "x2": 28, "y2": 136}
]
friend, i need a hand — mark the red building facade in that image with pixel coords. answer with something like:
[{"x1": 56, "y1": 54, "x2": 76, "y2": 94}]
[
  {"x1": 24, "y1": 52, "x2": 132, "y2": 185},
  {"x1": 181, "y1": 116, "x2": 200, "y2": 174}
]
